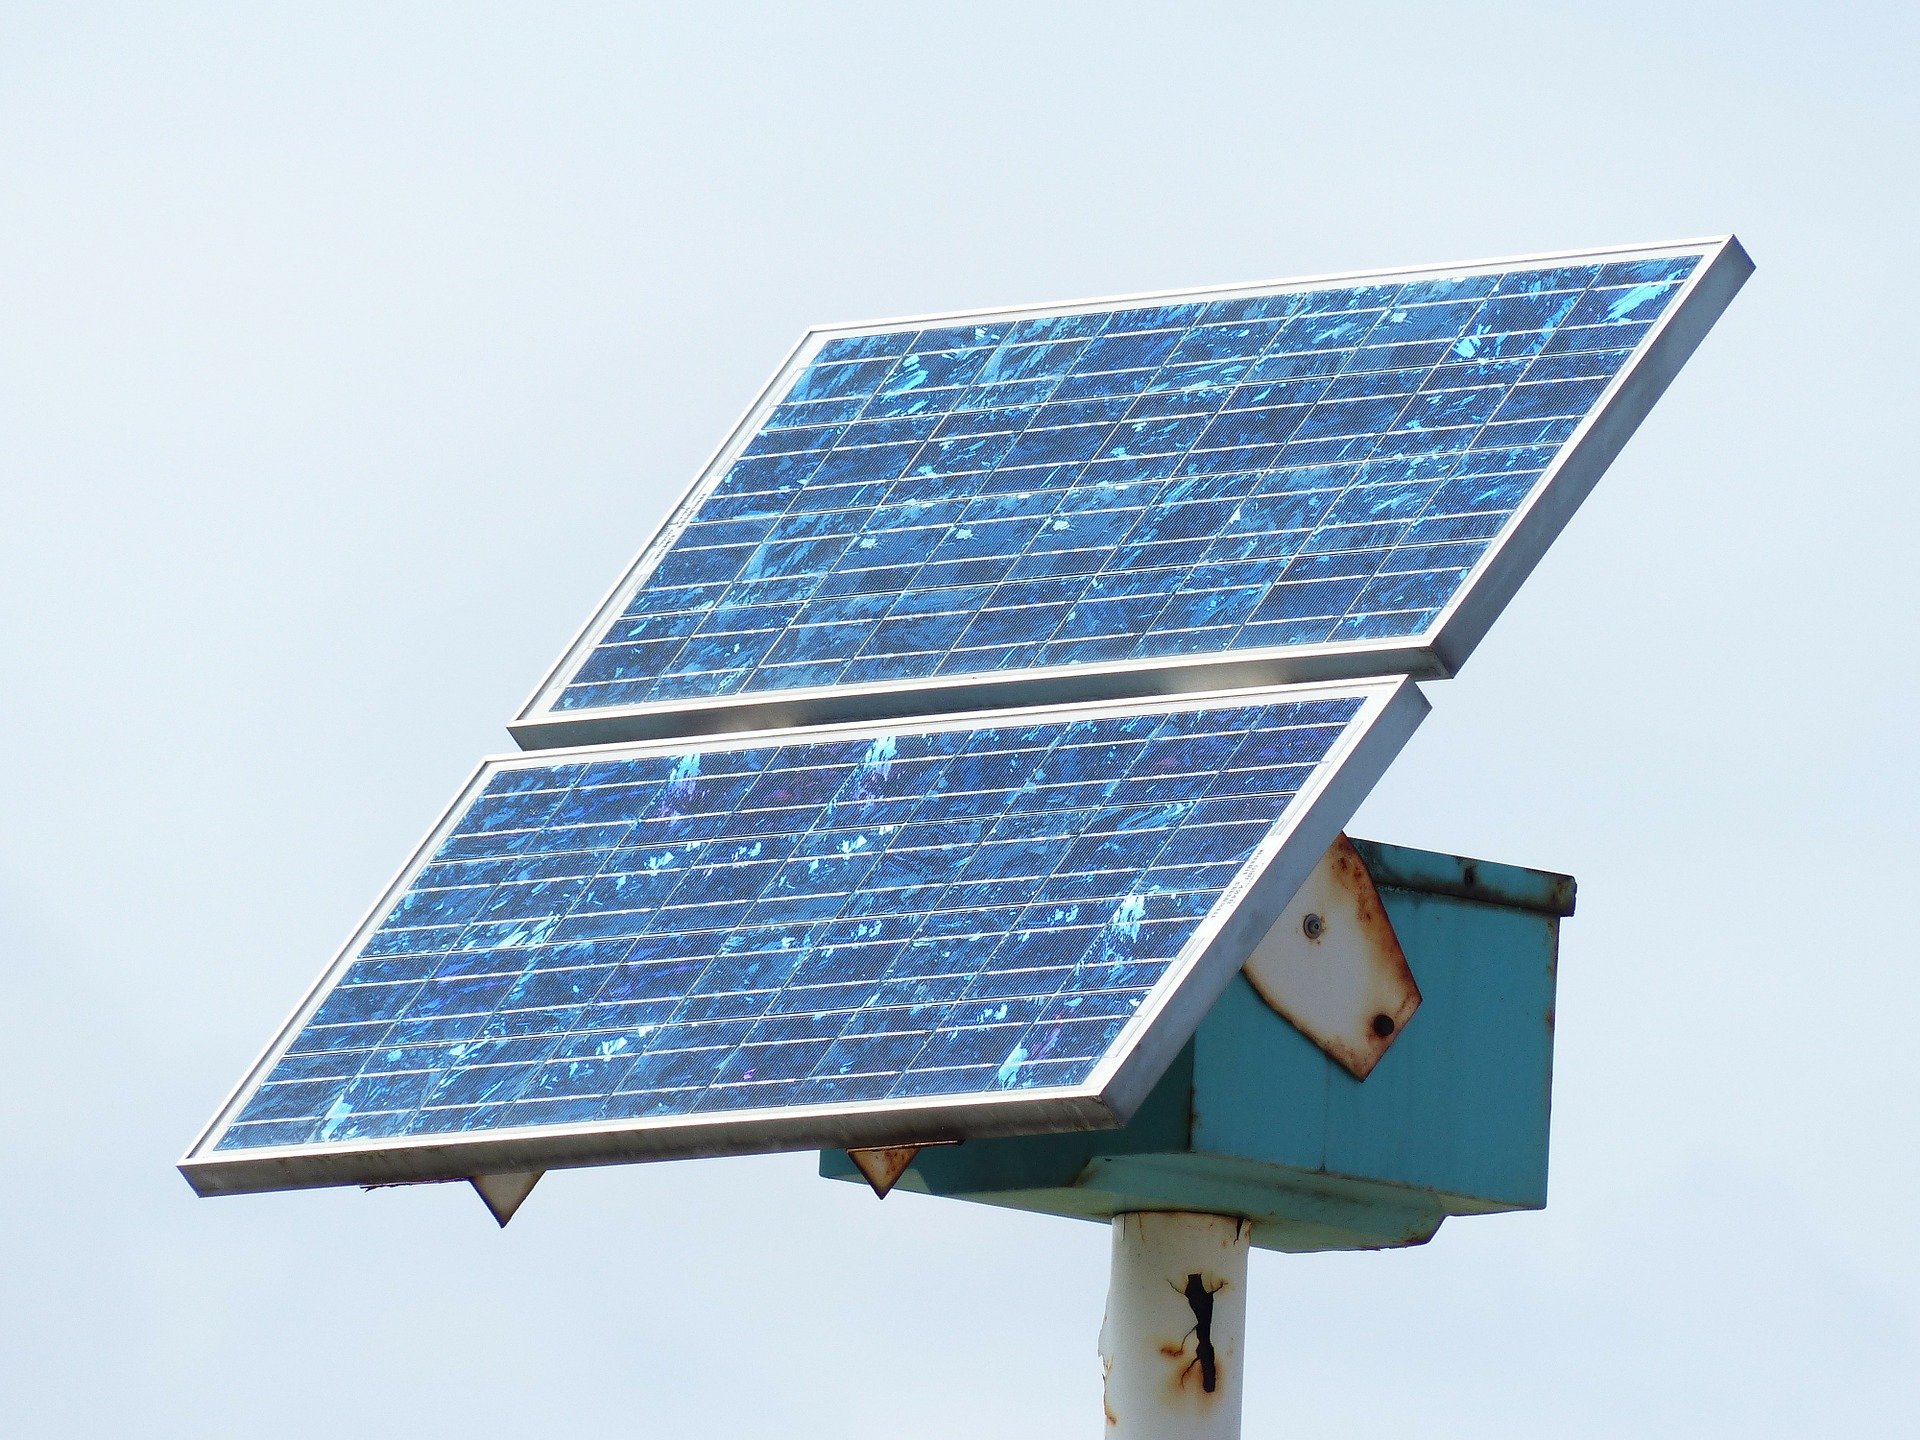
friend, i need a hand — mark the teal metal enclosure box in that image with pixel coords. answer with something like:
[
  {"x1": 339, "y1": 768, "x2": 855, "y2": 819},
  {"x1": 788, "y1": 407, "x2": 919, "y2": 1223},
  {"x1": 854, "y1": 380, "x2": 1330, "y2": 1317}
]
[{"x1": 821, "y1": 839, "x2": 1574, "y2": 1252}]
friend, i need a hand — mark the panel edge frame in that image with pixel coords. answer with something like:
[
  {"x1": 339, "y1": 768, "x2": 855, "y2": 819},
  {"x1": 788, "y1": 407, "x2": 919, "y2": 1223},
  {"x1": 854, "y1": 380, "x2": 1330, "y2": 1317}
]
[{"x1": 1423, "y1": 234, "x2": 1754, "y2": 675}]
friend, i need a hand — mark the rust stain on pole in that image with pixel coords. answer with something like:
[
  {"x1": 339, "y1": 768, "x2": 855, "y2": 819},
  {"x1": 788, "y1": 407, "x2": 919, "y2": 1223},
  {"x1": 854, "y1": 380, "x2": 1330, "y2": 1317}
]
[{"x1": 1102, "y1": 1213, "x2": 1250, "y2": 1437}]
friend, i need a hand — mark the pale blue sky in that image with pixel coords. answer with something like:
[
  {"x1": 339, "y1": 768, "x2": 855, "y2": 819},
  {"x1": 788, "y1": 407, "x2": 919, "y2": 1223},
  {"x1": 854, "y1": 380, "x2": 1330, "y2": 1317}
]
[{"x1": 2, "y1": 6, "x2": 1914, "y2": 1435}]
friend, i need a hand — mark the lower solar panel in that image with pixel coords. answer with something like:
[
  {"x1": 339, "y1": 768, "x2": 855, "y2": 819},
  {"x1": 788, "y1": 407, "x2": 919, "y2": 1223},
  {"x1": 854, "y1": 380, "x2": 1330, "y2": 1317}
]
[{"x1": 182, "y1": 679, "x2": 1425, "y2": 1195}]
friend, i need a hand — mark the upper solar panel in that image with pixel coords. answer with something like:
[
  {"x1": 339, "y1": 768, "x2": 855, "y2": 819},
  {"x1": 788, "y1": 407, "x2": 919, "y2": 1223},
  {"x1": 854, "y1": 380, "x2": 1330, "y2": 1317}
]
[
  {"x1": 182, "y1": 679, "x2": 1422, "y2": 1195},
  {"x1": 513, "y1": 238, "x2": 1749, "y2": 747}
]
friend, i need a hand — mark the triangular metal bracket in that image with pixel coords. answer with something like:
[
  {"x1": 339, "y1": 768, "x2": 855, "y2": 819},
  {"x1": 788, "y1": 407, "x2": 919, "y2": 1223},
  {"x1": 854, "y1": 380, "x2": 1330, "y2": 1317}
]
[
  {"x1": 845, "y1": 1140, "x2": 961, "y2": 1198},
  {"x1": 469, "y1": 1170, "x2": 544, "y2": 1226},
  {"x1": 1241, "y1": 833, "x2": 1421, "y2": 1080}
]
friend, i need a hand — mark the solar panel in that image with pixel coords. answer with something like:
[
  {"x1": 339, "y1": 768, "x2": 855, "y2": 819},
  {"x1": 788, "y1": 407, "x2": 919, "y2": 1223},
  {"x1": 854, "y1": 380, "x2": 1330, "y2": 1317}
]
[
  {"x1": 182, "y1": 679, "x2": 1423, "y2": 1195},
  {"x1": 183, "y1": 236, "x2": 1747, "y2": 1212},
  {"x1": 512, "y1": 238, "x2": 1749, "y2": 748}
]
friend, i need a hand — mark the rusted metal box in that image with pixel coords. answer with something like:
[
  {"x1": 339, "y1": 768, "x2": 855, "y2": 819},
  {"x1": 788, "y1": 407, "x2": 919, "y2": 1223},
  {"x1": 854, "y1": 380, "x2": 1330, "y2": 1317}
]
[{"x1": 819, "y1": 839, "x2": 1574, "y2": 1252}]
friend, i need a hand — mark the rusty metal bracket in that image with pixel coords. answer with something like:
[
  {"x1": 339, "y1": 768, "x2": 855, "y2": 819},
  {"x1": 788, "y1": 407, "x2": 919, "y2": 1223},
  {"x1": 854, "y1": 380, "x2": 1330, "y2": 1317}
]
[
  {"x1": 1240, "y1": 834, "x2": 1421, "y2": 1080},
  {"x1": 469, "y1": 1170, "x2": 543, "y2": 1226},
  {"x1": 845, "y1": 1140, "x2": 961, "y2": 1198}
]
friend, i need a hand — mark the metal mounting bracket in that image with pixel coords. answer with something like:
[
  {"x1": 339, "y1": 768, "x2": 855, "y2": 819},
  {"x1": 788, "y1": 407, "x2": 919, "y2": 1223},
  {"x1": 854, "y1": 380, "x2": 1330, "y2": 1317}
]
[
  {"x1": 846, "y1": 1140, "x2": 961, "y2": 1198},
  {"x1": 470, "y1": 1170, "x2": 544, "y2": 1226},
  {"x1": 1240, "y1": 834, "x2": 1421, "y2": 1080}
]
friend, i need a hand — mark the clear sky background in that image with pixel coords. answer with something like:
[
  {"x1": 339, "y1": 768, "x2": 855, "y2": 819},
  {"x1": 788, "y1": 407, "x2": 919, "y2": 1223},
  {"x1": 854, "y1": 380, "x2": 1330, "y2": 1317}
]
[{"x1": 3, "y1": 5, "x2": 1914, "y2": 1435}]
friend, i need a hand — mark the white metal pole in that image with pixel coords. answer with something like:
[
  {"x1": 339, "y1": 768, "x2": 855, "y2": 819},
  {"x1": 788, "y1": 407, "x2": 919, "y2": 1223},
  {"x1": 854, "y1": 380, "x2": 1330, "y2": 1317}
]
[{"x1": 1098, "y1": 1211, "x2": 1252, "y2": 1438}]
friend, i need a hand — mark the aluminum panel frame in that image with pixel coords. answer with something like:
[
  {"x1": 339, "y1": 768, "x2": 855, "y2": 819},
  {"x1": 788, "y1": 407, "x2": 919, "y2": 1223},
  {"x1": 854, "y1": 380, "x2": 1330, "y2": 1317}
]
[
  {"x1": 509, "y1": 238, "x2": 1748, "y2": 750},
  {"x1": 180, "y1": 677, "x2": 1426, "y2": 1197},
  {"x1": 1424, "y1": 236, "x2": 1752, "y2": 672}
]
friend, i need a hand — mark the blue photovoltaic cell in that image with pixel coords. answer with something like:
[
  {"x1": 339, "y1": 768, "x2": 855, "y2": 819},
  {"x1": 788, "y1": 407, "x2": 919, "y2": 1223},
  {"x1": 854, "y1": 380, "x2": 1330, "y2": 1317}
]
[
  {"x1": 215, "y1": 695, "x2": 1363, "y2": 1152},
  {"x1": 552, "y1": 253, "x2": 1700, "y2": 714}
]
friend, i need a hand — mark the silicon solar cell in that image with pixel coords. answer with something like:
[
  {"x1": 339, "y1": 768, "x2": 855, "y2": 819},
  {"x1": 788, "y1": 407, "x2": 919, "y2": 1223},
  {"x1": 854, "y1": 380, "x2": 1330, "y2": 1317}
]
[
  {"x1": 182, "y1": 679, "x2": 1424, "y2": 1193},
  {"x1": 512, "y1": 239, "x2": 1749, "y2": 748}
]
